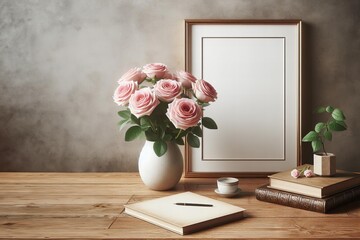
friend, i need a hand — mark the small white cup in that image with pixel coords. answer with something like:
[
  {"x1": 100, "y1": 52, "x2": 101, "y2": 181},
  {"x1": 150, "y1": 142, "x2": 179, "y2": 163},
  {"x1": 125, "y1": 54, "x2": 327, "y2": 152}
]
[{"x1": 217, "y1": 177, "x2": 239, "y2": 194}]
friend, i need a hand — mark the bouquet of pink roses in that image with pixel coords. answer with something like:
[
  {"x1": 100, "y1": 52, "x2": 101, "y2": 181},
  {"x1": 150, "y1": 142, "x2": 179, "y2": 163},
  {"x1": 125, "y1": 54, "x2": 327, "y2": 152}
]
[{"x1": 113, "y1": 63, "x2": 218, "y2": 156}]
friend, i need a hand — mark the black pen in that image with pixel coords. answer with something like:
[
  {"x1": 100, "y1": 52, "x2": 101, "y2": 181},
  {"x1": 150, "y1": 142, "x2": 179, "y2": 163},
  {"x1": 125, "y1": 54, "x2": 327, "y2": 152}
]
[{"x1": 175, "y1": 202, "x2": 213, "y2": 207}]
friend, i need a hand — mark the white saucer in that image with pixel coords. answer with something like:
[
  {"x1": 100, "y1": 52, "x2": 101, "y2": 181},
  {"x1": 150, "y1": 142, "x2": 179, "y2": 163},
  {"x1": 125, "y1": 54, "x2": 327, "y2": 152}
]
[{"x1": 214, "y1": 188, "x2": 241, "y2": 198}]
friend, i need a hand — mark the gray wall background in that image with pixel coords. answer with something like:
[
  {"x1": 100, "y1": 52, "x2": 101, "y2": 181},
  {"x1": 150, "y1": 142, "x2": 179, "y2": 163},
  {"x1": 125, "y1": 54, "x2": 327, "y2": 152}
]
[{"x1": 0, "y1": 0, "x2": 359, "y2": 172}]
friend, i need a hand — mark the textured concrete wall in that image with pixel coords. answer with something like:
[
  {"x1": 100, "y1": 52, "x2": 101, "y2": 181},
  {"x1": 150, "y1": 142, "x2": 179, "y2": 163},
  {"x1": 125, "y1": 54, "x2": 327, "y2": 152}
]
[{"x1": 0, "y1": 0, "x2": 359, "y2": 172}]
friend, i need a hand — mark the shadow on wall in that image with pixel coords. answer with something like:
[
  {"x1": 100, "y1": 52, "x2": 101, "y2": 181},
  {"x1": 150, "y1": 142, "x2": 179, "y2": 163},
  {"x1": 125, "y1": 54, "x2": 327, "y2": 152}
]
[{"x1": 301, "y1": 22, "x2": 314, "y2": 165}]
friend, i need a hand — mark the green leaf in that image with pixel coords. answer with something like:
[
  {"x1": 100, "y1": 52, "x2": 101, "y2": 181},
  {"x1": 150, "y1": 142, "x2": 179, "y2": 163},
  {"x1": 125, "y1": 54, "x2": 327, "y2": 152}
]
[
  {"x1": 200, "y1": 102, "x2": 210, "y2": 107},
  {"x1": 175, "y1": 137, "x2": 184, "y2": 145},
  {"x1": 117, "y1": 119, "x2": 128, "y2": 126},
  {"x1": 178, "y1": 129, "x2": 188, "y2": 138},
  {"x1": 130, "y1": 114, "x2": 140, "y2": 125},
  {"x1": 316, "y1": 106, "x2": 326, "y2": 113},
  {"x1": 125, "y1": 126, "x2": 143, "y2": 141},
  {"x1": 118, "y1": 110, "x2": 131, "y2": 119},
  {"x1": 153, "y1": 140, "x2": 167, "y2": 157},
  {"x1": 302, "y1": 131, "x2": 318, "y2": 142},
  {"x1": 324, "y1": 130, "x2": 332, "y2": 141},
  {"x1": 118, "y1": 119, "x2": 130, "y2": 131},
  {"x1": 145, "y1": 130, "x2": 158, "y2": 141},
  {"x1": 158, "y1": 125, "x2": 166, "y2": 139},
  {"x1": 332, "y1": 108, "x2": 346, "y2": 121},
  {"x1": 163, "y1": 134, "x2": 172, "y2": 142},
  {"x1": 187, "y1": 133, "x2": 200, "y2": 148},
  {"x1": 311, "y1": 140, "x2": 322, "y2": 152},
  {"x1": 328, "y1": 121, "x2": 347, "y2": 131},
  {"x1": 326, "y1": 106, "x2": 334, "y2": 113},
  {"x1": 202, "y1": 117, "x2": 218, "y2": 129},
  {"x1": 315, "y1": 122, "x2": 325, "y2": 133},
  {"x1": 192, "y1": 126, "x2": 203, "y2": 137},
  {"x1": 336, "y1": 120, "x2": 347, "y2": 129},
  {"x1": 140, "y1": 116, "x2": 152, "y2": 130}
]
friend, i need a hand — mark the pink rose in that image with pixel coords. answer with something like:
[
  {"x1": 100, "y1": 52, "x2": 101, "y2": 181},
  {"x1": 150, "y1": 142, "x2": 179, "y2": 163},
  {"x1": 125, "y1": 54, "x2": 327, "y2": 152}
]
[
  {"x1": 154, "y1": 79, "x2": 182, "y2": 102},
  {"x1": 128, "y1": 88, "x2": 160, "y2": 118},
  {"x1": 117, "y1": 67, "x2": 146, "y2": 84},
  {"x1": 163, "y1": 71, "x2": 176, "y2": 80},
  {"x1": 291, "y1": 169, "x2": 300, "y2": 178},
  {"x1": 113, "y1": 81, "x2": 138, "y2": 106},
  {"x1": 192, "y1": 79, "x2": 217, "y2": 103},
  {"x1": 304, "y1": 169, "x2": 314, "y2": 178},
  {"x1": 166, "y1": 98, "x2": 202, "y2": 130},
  {"x1": 176, "y1": 70, "x2": 196, "y2": 89},
  {"x1": 143, "y1": 63, "x2": 168, "y2": 79}
]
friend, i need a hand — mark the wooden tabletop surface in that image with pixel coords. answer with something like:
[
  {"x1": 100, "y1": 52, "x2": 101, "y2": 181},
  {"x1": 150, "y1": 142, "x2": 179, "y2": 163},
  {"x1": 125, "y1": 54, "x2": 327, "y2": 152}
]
[{"x1": 0, "y1": 172, "x2": 359, "y2": 239}]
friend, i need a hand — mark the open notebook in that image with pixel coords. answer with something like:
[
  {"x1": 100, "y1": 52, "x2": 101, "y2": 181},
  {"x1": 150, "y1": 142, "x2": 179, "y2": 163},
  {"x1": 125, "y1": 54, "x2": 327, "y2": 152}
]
[{"x1": 124, "y1": 191, "x2": 246, "y2": 235}]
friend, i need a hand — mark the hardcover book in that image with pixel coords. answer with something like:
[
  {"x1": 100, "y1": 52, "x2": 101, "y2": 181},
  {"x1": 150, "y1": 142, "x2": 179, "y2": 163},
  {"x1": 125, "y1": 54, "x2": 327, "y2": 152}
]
[
  {"x1": 268, "y1": 164, "x2": 360, "y2": 198},
  {"x1": 255, "y1": 184, "x2": 360, "y2": 213},
  {"x1": 124, "y1": 191, "x2": 246, "y2": 235}
]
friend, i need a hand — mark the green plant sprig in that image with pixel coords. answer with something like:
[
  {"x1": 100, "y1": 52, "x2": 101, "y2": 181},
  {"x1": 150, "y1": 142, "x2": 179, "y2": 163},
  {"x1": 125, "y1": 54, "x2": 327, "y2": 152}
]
[{"x1": 302, "y1": 106, "x2": 347, "y2": 155}]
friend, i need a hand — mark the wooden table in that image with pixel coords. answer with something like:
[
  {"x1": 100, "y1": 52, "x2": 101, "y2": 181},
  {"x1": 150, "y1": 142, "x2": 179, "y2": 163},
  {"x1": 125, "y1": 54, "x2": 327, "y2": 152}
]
[{"x1": 0, "y1": 173, "x2": 359, "y2": 239}]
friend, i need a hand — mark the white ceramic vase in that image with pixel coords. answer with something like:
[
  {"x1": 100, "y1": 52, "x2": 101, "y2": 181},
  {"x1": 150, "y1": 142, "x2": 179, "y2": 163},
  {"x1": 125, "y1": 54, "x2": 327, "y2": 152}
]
[{"x1": 138, "y1": 140, "x2": 183, "y2": 190}]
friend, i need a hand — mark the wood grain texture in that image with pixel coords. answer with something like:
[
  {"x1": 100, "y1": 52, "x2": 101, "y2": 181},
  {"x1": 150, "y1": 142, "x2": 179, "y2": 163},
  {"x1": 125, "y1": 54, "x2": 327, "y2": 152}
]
[{"x1": 0, "y1": 172, "x2": 359, "y2": 239}]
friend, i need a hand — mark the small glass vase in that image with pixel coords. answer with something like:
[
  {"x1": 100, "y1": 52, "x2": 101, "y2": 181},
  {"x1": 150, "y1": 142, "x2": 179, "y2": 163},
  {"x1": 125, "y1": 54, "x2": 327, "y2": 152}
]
[{"x1": 138, "y1": 140, "x2": 183, "y2": 190}]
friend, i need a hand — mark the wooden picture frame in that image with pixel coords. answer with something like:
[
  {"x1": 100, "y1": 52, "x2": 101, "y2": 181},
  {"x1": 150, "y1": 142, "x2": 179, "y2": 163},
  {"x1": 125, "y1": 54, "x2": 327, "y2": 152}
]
[{"x1": 185, "y1": 19, "x2": 302, "y2": 177}]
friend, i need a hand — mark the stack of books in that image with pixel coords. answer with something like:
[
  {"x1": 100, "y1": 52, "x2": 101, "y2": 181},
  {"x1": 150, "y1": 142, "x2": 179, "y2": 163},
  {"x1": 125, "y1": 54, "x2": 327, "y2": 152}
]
[{"x1": 255, "y1": 164, "x2": 360, "y2": 213}]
